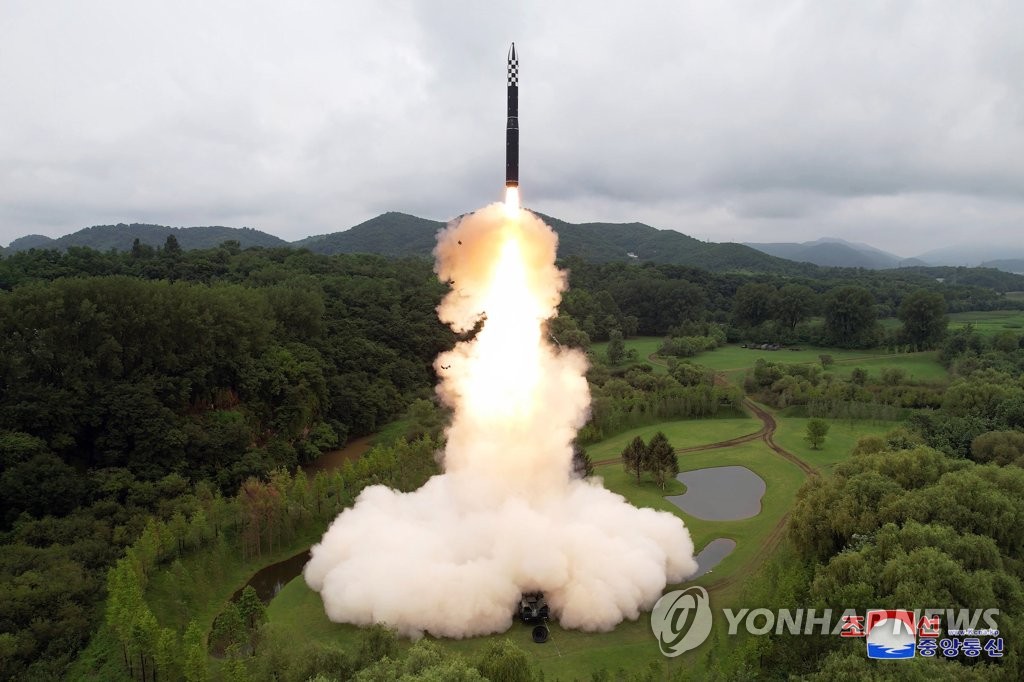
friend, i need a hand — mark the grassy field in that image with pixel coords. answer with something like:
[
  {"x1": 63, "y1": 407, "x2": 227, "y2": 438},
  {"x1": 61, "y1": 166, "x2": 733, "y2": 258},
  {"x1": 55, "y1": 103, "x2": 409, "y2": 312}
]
[
  {"x1": 585, "y1": 416, "x2": 760, "y2": 460},
  {"x1": 687, "y1": 344, "x2": 948, "y2": 385},
  {"x1": 590, "y1": 336, "x2": 668, "y2": 374},
  {"x1": 264, "y1": 433, "x2": 808, "y2": 680},
  {"x1": 823, "y1": 352, "x2": 948, "y2": 382},
  {"x1": 772, "y1": 417, "x2": 900, "y2": 474},
  {"x1": 590, "y1": 336, "x2": 953, "y2": 386},
  {"x1": 948, "y1": 309, "x2": 1024, "y2": 336}
]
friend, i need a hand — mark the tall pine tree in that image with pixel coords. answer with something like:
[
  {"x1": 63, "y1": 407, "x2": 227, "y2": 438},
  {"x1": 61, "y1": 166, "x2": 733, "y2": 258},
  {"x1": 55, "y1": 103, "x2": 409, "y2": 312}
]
[
  {"x1": 645, "y1": 432, "x2": 678, "y2": 490},
  {"x1": 621, "y1": 436, "x2": 648, "y2": 482}
]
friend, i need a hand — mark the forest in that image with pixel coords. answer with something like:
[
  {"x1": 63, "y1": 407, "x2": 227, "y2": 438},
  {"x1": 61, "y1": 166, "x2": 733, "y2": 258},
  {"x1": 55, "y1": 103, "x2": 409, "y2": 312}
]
[{"x1": 1, "y1": 239, "x2": 1023, "y2": 680}]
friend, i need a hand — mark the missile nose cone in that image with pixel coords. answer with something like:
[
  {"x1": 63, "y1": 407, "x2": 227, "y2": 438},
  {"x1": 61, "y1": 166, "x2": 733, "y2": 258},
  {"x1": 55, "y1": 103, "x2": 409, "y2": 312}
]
[{"x1": 508, "y1": 42, "x2": 517, "y2": 61}]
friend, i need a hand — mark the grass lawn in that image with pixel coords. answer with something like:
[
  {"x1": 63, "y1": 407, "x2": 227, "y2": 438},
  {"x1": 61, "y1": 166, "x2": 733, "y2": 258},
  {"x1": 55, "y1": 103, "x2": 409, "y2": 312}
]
[
  {"x1": 691, "y1": 345, "x2": 882, "y2": 372},
  {"x1": 590, "y1": 336, "x2": 668, "y2": 374},
  {"x1": 948, "y1": 310, "x2": 1024, "y2": 336},
  {"x1": 688, "y1": 344, "x2": 948, "y2": 385},
  {"x1": 773, "y1": 417, "x2": 900, "y2": 475},
  {"x1": 822, "y1": 352, "x2": 948, "y2": 382},
  {"x1": 585, "y1": 416, "x2": 761, "y2": 460},
  {"x1": 265, "y1": 436, "x2": 807, "y2": 680}
]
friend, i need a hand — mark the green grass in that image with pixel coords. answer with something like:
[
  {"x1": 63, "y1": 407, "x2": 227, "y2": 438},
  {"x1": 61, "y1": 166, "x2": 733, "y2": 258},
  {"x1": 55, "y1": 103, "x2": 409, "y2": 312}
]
[
  {"x1": 687, "y1": 344, "x2": 948, "y2": 385},
  {"x1": 590, "y1": 336, "x2": 668, "y2": 374},
  {"x1": 691, "y1": 345, "x2": 882, "y2": 372},
  {"x1": 585, "y1": 417, "x2": 761, "y2": 461},
  {"x1": 822, "y1": 352, "x2": 948, "y2": 382},
  {"x1": 772, "y1": 417, "x2": 900, "y2": 475},
  {"x1": 264, "y1": 436, "x2": 808, "y2": 680},
  {"x1": 948, "y1": 310, "x2": 1024, "y2": 336}
]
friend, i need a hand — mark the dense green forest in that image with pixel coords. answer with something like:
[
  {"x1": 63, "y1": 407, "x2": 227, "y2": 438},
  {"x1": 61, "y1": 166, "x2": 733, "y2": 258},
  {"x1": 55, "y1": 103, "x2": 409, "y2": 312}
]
[
  {"x1": 2, "y1": 240, "x2": 1023, "y2": 680},
  {"x1": 0, "y1": 244, "x2": 451, "y2": 679},
  {"x1": 704, "y1": 329, "x2": 1024, "y2": 680}
]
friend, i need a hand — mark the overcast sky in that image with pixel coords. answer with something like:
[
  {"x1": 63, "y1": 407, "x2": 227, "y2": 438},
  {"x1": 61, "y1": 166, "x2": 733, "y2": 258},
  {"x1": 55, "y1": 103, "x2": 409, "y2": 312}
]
[{"x1": 2, "y1": 1, "x2": 1022, "y2": 255}]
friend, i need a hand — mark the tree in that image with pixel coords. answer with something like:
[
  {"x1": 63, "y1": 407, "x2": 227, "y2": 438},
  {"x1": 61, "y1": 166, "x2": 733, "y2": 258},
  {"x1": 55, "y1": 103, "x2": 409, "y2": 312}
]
[
  {"x1": 129, "y1": 606, "x2": 158, "y2": 682},
  {"x1": 357, "y1": 624, "x2": 398, "y2": 669},
  {"x1": 211, "y1": 602, "x2": 246, "y2": 653},
  {"x1": 477, "y1": 639, "x2": 534, "y2": 682},
  {"x1": 155, "y1": 627, "x2": 179, "y2": 682},
  {"x1": 898, "y1": 289, "x2": 947, "y2": 348},
  {"x1": 106, "y1": 558, "x2": 144, "y2": 675},
  {"x1": 606, "y1": 329, "x2": 625, "y2": 365},
  {"x1": 645, "y1": 432, "x2": 678, "y2": 490},
  {"x1": 732, "y1": 283, "x2": 777, "y2": 329},
  {"x1": 775, "y1": 284, "x2": 816, "y2": 330},
  {"x1": 621, "y1": 436, "x2": 648, "y2": 482},
  {"x1": 223, "y1": 654, "x2": 251, "y2": 682},
  {"x1": 571, "y1": 442, "x2": 594, "y2": 479},
  {"x1": 971, "y1": 431, "x2": 1024, "y2": 466},
  {"x1": 183, "y1": 620, "x2": 209, "y2": 682},
  {"x1": 823, "y1": 286, "x2": 877, "y2": 348},
  {"x1": 805, "y1": 419, "x2": 830, "y2": 450},
  {"x1": 164, "y1": 234, "x2": 182, "y2": 255},
  {"x1": 237, "y1": 585, "x2": 268, "y2": 631},
  {"x1": 547, "y1": 315, "x2": 591, "y2": 349}
]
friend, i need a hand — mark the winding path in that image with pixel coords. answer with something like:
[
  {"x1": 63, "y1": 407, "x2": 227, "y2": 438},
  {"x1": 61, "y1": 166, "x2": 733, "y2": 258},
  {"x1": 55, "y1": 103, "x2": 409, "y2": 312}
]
[
  {"x1": 592, "y1": 396, "x2": 815, "y2": 477},
  {"x1": 595, "y1": 357, "x2": 819, "y2": 594}
]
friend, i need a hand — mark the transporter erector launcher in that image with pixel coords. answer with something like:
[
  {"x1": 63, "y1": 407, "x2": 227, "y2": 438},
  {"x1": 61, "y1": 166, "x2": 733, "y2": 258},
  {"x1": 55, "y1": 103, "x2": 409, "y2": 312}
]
[{"x1": 506, "y1": 42, "x2": 518, "y2": 189}]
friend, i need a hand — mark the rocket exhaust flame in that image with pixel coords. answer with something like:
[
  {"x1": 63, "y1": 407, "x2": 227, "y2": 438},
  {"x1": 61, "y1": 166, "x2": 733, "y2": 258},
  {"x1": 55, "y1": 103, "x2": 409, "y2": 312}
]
[
  {"x1": 303, "y1": 43, "x2": 695, "y2": 640},
  {"x1": 504, "y1": 186, "x2": 520, "y2": 216}
]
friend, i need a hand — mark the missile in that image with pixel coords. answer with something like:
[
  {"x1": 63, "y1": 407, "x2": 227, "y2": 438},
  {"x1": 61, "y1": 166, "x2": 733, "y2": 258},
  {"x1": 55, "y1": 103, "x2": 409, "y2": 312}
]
[{"x1": 506, "y1": 42, "x2": 518, "y2": 189}]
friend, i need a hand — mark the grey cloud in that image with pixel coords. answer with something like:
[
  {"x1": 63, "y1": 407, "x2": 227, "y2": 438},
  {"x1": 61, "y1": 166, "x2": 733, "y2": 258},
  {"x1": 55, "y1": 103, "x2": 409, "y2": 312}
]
[{"x1": 1, "y1": 1, "x2": 1022, "y2": 253}]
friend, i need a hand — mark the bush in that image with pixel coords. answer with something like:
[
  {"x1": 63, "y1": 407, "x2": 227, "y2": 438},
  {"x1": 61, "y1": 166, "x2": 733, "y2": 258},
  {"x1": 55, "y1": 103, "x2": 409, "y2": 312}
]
[{"x1": 971, "y1": 431, "x2": 1024, "y2": 466}]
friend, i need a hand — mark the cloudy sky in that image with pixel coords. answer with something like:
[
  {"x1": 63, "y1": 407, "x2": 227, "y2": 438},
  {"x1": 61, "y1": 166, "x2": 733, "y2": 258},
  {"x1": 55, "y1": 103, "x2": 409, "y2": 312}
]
[{"x1": 2, "y1": 1, "x2": 1022, "y2": 255}]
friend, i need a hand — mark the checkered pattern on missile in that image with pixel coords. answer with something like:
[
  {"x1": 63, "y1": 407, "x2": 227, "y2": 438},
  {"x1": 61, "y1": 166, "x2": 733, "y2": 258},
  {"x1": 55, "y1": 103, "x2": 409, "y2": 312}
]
[{"x1": 508, "y1": 59, "x2": 518, "y2": 86}]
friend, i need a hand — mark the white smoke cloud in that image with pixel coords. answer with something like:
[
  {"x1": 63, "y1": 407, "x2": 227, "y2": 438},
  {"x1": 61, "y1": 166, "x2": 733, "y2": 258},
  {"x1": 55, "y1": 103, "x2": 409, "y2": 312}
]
[{"x1": 304, "y1": 203, "x2": 696, "y2": 638}]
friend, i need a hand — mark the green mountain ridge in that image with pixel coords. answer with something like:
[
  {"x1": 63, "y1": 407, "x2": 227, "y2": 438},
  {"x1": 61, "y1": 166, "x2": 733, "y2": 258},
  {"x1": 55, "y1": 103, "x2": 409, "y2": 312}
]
[
  {"x1": 6, "y1": 212, "x2": 804, "y2": 273},
  {"x1": 6, "y1": 223, "x2": 289, "y2": 252},
  {"x1": 299, "y1": 210, "x2": 808, "y2": 273},
  {"x1": 9, "y1": 214, "x2": 1024, "y2": 280},
  {"x1": 981, "y1": 258, "x2": 1024, "y2": 275}
]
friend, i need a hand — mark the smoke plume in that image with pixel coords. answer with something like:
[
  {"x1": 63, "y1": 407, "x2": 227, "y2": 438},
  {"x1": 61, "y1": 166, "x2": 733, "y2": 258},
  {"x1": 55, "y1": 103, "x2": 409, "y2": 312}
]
[{"x1": 304, "y1": 203, "x2": 696, "y2": 638}]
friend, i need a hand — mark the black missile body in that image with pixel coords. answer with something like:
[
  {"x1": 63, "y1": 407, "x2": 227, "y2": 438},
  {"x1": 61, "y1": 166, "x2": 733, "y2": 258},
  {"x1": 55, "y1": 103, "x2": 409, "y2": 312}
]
[{"x1": 506, "y1": 42, "x2": 518, "y2": 188}]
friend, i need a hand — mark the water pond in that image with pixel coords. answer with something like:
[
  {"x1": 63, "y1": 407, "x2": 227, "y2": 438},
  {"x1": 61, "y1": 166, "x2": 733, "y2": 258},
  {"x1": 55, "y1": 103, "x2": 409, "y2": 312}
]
[
  {"x1": 689, "y1": 538, "x2": 736, "y2": 579},
  {"x1": 666, "y1": 466, "x2": 766, "y2": 521}
]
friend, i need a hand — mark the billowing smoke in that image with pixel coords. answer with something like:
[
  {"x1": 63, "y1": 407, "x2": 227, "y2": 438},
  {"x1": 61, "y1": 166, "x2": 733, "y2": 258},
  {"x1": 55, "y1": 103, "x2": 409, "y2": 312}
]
[{"x1": 304, "y1": 202, "x2": 696, "y2": 638}]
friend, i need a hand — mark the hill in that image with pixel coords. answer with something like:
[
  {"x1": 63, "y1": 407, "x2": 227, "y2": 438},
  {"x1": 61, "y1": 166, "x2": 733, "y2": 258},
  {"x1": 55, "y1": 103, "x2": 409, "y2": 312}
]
[
  {"x1": 914, "y1": 243, "x2": 1024, "y2": 268},
  {"x1": 745, "y1": 238, "x2": 911, "y2": 269},
  {"x1": 981, "y1": 259, "x2": 1024, "y2": 275},
  {"x1": 300, "y1": 211, "x2": 807, "y2": 273},
  {"x1": 5, "y1": 223, "x2": 288, "y2": 252},
  {"x1": 7, "y1": 234, "x2": 57, "y2": 251},
  {"x1": 296, "y1": 212, "x2": 444, "y2": 257}
]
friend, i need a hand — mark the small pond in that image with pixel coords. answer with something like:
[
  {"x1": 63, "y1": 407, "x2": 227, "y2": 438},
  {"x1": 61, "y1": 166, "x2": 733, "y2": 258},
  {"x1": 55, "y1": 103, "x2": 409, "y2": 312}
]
[
  {"x1": 303, "y1": 433, "x2": 376, "y2": 474},
  {"x1": 232, "y1": 549, "x2": 309, "y2": 604},
  {"x1": 689, "y1": 538, "x2": 736, "y2": 579},
  {"x1": 666, "y1": 466, "x2": 766, "y2": 521}
]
